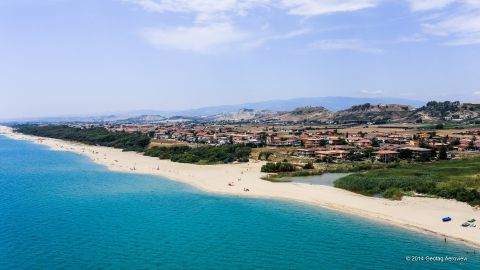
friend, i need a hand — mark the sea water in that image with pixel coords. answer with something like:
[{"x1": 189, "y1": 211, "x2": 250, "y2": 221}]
[{"x1": 1, "y1": 136, "x2": 479, "y2": 269}]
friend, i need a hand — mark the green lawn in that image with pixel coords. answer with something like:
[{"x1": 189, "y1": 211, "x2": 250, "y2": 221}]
[{"x1": 334, "y1": 158, "x2": 480, "y2": 205}]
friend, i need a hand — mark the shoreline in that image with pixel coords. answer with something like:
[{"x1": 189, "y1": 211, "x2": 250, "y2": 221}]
[{"x1": 2, "y1": 125, "x2": 480, "y2": 248}]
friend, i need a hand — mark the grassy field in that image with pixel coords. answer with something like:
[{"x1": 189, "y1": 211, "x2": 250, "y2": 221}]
[{"x1": 335, "y1": 157, "x2": 480, "y2": 205}]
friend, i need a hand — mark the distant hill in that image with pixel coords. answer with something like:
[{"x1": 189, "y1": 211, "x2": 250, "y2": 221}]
[
  {"x1": 213, "y1": 109, "x2": 277, "y2": 122},
  {"x1": 214, "y1": 103, "x2": 416, "y2": 124},
  {"x1": 2, "y1": 96, "x2": 425, "y2": 124},
  {"x1": 168, "y1": 96, "x2": 424, "y2": 117},
  {"x1": 258, "y1": 106, "x2": 334, "y2": 123},
  {"x1": 6, "y1": 100, "x2": 480, "y2": 125},
  {"x1": 212, "y1": 101, "x2": 480, "y2": 124},
  {"x1": 408, "y1": 101, "x2": 480, "y2": 123},
  {"x1": 334, "y1": 103, "x2": 415, "y2": 124}
]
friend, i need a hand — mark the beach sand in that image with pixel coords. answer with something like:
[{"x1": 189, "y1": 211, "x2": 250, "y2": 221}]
[{"x1": 2, "y1": 125, "x2": 480, "y2": 247}]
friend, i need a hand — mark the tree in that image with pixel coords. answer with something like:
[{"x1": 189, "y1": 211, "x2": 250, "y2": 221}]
[
  {"x1": 258, "y1": 151, "x2": 273, "y2": 161},
  {"x1": 399, "y1": 149, "x2": 412, "y2": 160},
  {"x1": 261, "y1": 162, "x2": 296, "y2": 173},
  {"x1": 468, "y1": 141, "x2": 476, "y2": 151},
  {"x1": 336, "y1": 138, "x2": 347, "y2": 145},
  {"x1": 303, "y1": 162, "x2": 314, "y2": 169},
  {"x1": 419, "y1": 140, "x2": 429, "y2": 149},
  {"x1": 438, "y1": 146, "x2": 448, "y2": 160},
  {"x1": 435, "y1": 123, "x2": 444, "y2": 129}
]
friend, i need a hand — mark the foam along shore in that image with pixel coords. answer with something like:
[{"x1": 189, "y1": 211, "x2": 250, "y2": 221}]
[{"x1": 2, "y1": 125, "x2": 480, "y2": 247}]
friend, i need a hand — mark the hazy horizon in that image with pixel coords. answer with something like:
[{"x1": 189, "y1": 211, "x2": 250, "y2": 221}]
[
  {"x1": 1, "y1": 0, "x2": 480, "y2": 119},
  {"x1": 0, "y1": 95, "x2": 431, "y2": 120}
]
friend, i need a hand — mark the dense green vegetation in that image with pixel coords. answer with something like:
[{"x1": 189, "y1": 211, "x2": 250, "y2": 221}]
[
  {"x1": 261, "y1": 162, "x2": 296, "y2": 173},
  {"x1": 15, "y1": 125, "x2": 251, "y2": 164},
  {"x1": 261, "y1": 161, "x2": 392, "y2": 182},
  {"x1": 144, "y1": 144, "x2": 251, "y2": 164},
  {"x1": 15, "y1": 125, "x2": 150, "y2": 152},
  {"x1": 335, "y1": 157, "x2": 480, "y2": 205}
]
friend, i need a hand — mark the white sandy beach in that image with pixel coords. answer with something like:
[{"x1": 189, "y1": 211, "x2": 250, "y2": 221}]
[{"x1": 2, "y1": 125, "x2": 480, "y2": 247}]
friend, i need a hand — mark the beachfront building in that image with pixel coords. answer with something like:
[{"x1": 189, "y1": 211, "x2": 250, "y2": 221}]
[
  {"x1": 302, "y1": 138, "x2": 327, "y2": 148},
  {"x1": 374, "y1": 150, "x2": 399, "y2": 163},
  {"x1": 397, "y1": 147, "x2": 432, "y2": 160},
  {"x1": 267, "y1": 135, "x2": 301, "y2": 147},
  {"x1": 296, "y1": 148, "x2": 322, "y2": 157},
  {"x1": 348, "y1": 137, "x2": 372, "y2": 148},
  {"x1": 315, "y1": 150, "x2": 348, "y2": 161}
]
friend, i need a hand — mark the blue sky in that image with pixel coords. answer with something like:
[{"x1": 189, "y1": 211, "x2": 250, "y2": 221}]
[{"x1": 1, "y1": 0, "x2": 480, "y2": 118}]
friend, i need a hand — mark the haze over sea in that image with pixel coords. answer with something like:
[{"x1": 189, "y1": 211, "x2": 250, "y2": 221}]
[{"x1": 1, "y1": 136, "x2": 479, "y2": 269}]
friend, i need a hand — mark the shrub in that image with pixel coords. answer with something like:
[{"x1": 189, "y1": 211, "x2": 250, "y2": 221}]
[
  {"x1": 261, "y1": 162, "x2": 296, "y2": 173},
  {"x1": 303, "y1": 162, "x2": 314, "y2": 170},
  {"x1": 383, "y1": 188, "x2": 405, "y2": 200}
]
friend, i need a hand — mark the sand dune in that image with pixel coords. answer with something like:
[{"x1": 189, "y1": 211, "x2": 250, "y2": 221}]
[{"x1": 2, "y1": 125, "x2": 480, "y2": 247}]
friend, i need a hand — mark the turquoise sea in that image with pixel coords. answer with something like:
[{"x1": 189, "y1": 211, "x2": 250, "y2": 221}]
[{"x1": 1, "y1": 136, "x2": 479, "y2": 269}]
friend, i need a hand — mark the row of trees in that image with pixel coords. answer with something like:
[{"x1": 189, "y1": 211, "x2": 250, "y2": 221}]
[
  {"x1": 144, "y1": 144, "x2": 251, "y2": 164},
  {"x1": 16, "y1": 125, "x2": 150, "y2": 152}
]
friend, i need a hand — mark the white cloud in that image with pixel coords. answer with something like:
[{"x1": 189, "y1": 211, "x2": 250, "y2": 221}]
[
  {"x1": 407, "y1": 0, "x2": 457, "y2": 12},
  {"x1": 361, "y1": 90, "x2": 383, "y2": 95},
  {"x1": 126, "y1": 0, "x2": 384, "y2": 52},
  {"x1": 125, "y1": 0, "x2": 258, "y2": 14},
  {"x1": 140, "y1": 22, "x2": 249, "y2": 52},
  {"x1": 414, "y1": 0, "x2": 480, "y2": 45},
  {"x1": 396, "y1": 33, "x2": 428, "y2": 43},
  {"x1": 311, "y1": 39, "x2": 383, "y2": 53},
  {"x1": 244, "y1": 28, "x2": 310, "y2": 48},
  {"x1": 125, "y1": 0, "x2": 271, "y2": 22},
  {"x1": 473, "y1": 91, "x2": 480, "y2": 96},
  {"x1": 126, "y1": 0, "x2": 380, "y2": 18},
  {"x1": 280, "y1": 0, "x2": 378, "y2": 16}
]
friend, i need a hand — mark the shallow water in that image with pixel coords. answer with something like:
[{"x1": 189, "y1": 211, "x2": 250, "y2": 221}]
[{"x1": 1, "y1": 136, "x2": 479, "y2": 269}]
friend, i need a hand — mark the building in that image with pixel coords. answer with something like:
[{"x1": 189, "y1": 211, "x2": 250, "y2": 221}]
[
  {"x1": 374, "y1": 150, "x2": 399, "y2": 162},
  {"x1": 296, "y1": 148, "x2": 322, "y2": 157},
  {"x1": 315, "y1": 150, "x2": 348, "y2": 161},
  {"x1": 397, "y1": 147, "x2": 432, "y2": 160}
]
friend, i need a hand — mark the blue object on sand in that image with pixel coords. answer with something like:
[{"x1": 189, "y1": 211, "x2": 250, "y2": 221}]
[{"x1": 442, "y1": 217, "x2": 451, "y2": 222}]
